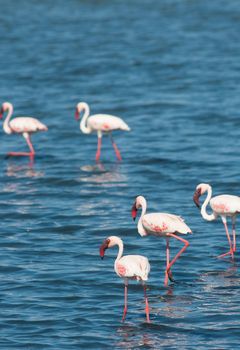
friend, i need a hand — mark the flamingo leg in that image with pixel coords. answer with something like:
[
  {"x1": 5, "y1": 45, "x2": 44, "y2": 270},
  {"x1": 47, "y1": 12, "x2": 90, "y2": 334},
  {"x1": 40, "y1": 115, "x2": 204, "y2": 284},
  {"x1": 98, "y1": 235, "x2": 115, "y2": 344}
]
[
  {"x1": 217, "y1": 217, "x2": 234, "y2": 259},
  {"x1": 164, "y1": 238, "x2": 171, "y2": 286},
  {"x1": 143, "y1": 284, "x2": 150, "y2": 323},
  {"x1": 122, "y1": 282, "x2": 128, "y2": 322},
  {"x1": 96, "y1": 136, "x2": 102, "y2": 162},
  {"x1": 7, "y1": 134, "x2": 35, "y2": 162},
  {"x1": 232, "y1": 216, "x2": 237, "y2": 253},
  {"x1": 110, "y1": 134, "x2": 122, "y2": 161},
  {"x1": 165, "y1": 233, "x2": 189, "y2": 285}
]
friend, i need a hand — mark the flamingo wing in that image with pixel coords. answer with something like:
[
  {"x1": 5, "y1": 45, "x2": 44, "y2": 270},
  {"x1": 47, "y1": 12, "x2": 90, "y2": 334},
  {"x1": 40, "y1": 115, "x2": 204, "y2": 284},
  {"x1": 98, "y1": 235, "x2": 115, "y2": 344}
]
[
  {"x1": 115, "y1": 255, "x2": 150, "y2": 281},
  {"x1": 9, "y1": 117, "x2": 48, "y2": 134},
  {"x1": 88, "y1": 114, "x2": 130, "y2": 132},
  {"x1": 142, "y1": 213, "x2": 191, "y2": 235}
]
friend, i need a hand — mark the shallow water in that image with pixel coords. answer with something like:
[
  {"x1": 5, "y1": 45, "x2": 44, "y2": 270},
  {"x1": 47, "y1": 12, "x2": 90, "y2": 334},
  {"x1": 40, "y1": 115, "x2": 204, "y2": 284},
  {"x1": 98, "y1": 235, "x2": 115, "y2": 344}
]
[{"x1": 0, "y1": 0, "x2": 240, "y2": 349}]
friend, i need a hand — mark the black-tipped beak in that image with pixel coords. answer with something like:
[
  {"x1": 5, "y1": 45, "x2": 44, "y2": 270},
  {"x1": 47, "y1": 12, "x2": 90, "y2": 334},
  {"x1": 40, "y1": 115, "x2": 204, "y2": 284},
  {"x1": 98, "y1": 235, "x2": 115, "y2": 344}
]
[
  {"x1": 99, "y1": 239, "x2": 109, "y2": 259},
  {"x1": 131, "y1": 203, "x2": 137, "y2": 221},
  {"x1": 193, "y1": 189, "x2": 201, "y2": 208},
  {"x1": 75, "y1": 108, "x2": 79, "y2": 120}
]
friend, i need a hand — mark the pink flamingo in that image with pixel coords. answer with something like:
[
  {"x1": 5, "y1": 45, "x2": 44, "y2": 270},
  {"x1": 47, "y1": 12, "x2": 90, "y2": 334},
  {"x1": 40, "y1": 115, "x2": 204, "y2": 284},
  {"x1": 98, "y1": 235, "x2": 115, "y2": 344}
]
[
  {"x1": 0, "y1": 102, "x2": 48, "y2": 163},
  {"x1": 131, "y1": 196, "x2": 191, "y2": 287},
  {"x1": 193, "y1": 183, "x2": 240, "y2": 259},
  {"x1": 100, "y1": 236, "x2": 150, "y2": 323},
  {"x1": 75, "y1": 102, "x2": 130, "y2": 161}
]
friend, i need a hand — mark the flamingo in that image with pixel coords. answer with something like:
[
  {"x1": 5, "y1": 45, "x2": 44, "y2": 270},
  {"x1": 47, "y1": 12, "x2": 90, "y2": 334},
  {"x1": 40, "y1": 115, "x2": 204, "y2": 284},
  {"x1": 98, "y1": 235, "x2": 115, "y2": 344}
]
[
  {"x1": 75, "y1": 102, "x2": 130, "y2": 161},
  {"x1": 99, "y1": 236, "x2": 150, "y2": 323},
  {"x1": 131, "y1": 196, "x2": 191, "y2": 287},
  {"x1": 193, "y1": 183, "x2": 240, "y2": 259},
  {"x1": 0, "y1": 102, "x2": 48, "y2": 163}
]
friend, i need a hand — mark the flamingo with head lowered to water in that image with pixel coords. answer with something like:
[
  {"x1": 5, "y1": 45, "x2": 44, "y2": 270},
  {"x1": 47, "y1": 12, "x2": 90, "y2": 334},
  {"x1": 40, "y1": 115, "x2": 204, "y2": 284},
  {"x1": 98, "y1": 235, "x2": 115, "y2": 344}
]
[
  {"x1": 131, "y1": 196, "x2": 191, "y2": 287},
  {"x1": 75, "y1": 102, "x2": 130, "y2": 162},
  {"x1": 193, "y1": 183, "x2": 240, "y2": 259},
  {"x1": 100, "y1": 235, "x2": 150, "y2": 323},
  {"x1": 0, "y1": 102, "x2": 48, "y2": 163}
]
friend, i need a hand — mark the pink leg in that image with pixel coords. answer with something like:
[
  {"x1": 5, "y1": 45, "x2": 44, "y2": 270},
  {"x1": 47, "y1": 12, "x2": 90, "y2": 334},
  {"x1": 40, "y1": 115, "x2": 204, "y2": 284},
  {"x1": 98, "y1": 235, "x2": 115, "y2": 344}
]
[
  {"x1": 164, "y1": 238, "x2": 170, "y2": 286},
  {"x1": 7, "y1": 135, "x2": 35, "y2": 162},
  {"x1": 122, "y1": 283, "x2": 128, "y2": 322},
  {"x1": 96, "y1": 137, "x2": 102, "y2": 162},
  {"x1": 232, "y1": 216, "x2": 236, "y2": 253},
  {"x1": 165, "y1": 233, "x2": 189, "y2": 284},
  {"x1": 143, "y1": 284, "x2": 150, "y2": 323},
  {"x1": 217, "y1": 218, "x2": 234, "y2": 259},
  {"x1": 110, "y1": 134, "x2": 122, "y2": 161}
]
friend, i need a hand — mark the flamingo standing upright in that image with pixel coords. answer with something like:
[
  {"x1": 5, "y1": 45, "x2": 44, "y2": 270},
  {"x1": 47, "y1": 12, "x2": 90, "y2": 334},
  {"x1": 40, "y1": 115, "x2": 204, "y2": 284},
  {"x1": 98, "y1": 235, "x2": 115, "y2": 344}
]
[
  {"x1": 75, "y1": 102, "x2": 130, "y2": 162},
  {"x1": 131, "y1": 196, "x2": 191, "y2": 286},
  {"x1": 0, "y1": 102, "x2": 48, "y2": 163},
  {"x1": 100, "y1": 236, "x2": 150, "y2": 323},
  {"x1": 193, "y1": 183, "x2": 240, "y2": 259}
]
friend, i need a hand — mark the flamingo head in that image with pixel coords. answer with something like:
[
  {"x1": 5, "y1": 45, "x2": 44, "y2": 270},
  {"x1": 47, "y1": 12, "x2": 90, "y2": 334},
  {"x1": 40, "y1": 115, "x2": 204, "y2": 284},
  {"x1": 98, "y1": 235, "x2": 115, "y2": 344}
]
[
  {"x1": 0, "y1": 102, "x2": 11, "y2": 119},
  {"x1": 99, "y1": 238, "x2": 110, "y2": 259},
  {"x1": 193, "y1": 183, "x2": 209, "y2": 208},
  {"x1": 131, "y1": 195, "x2": 145, "y2": 220},
  {"x1": 75, "y1": 102, "x2": 89, "y2": 120}
]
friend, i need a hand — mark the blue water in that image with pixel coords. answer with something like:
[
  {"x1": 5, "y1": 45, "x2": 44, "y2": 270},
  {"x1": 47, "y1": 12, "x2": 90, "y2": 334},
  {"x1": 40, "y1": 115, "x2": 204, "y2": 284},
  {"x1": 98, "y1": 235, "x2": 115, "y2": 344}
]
[{"x1": 1, "y1": 0, "x2": 240, "y2": 348}]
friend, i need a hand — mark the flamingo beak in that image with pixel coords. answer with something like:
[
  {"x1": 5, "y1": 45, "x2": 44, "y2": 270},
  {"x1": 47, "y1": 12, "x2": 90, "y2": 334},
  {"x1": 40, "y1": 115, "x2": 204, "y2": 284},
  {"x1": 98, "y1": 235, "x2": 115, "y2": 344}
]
[
  {"x1": 0, "y1": 108, "x2": 3, "y2": 119},
  {"x1": 193, "y1": 188, "x2": 201, "y2": 208},
  {"x1": 131, "y1": 203, "x2": 138, "y2": 221},
  {"x1": 99, "y1": 239, "x2": 110, "y2": 259},
  {"x1": 75, "y1": 108, "x2": 79, "y2": 120}
]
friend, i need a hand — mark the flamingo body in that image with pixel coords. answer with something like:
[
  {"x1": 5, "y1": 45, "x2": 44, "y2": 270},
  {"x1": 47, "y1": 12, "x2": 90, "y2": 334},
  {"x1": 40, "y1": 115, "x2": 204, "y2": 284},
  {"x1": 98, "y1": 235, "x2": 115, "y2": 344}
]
[
  {"x1": 210, "y1": 195, "x2": 240, "y2": 215},
  {"x1": 193, "y1": 183, "x2": 240, "y2": 259},
  {"x1": 0, "y1": 102, "x2": 48, "y2": 163},
  {"x1": 115, "y1": 255, "x2": 150, "y2": 281},
  {"x1": 8, "y1": 117, "x2": 47, "y2": 135},
  {"x1": 87, "y1": 114, "x2": 130, "y2": 133},
  {"x1": 75, "y1": 102, "x2": 130, "y2": 161},
  {"x1": 132, "y1": 196, "x2": 191, "y2": 286},
  {"x1": 141, "y1": 213, "x2": 191, "y2": 237},
  {"x1": 100, "y1": 236, "x2": 150, "y2": 323}
]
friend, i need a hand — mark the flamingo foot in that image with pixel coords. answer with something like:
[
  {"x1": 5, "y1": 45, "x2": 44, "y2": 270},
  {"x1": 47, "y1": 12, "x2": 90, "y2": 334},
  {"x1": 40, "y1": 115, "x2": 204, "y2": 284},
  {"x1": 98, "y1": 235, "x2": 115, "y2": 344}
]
[
  {"x1": 168, "y1": 270, "x2": 175, "y2": 283},
  {"x1": 164, "y1": 269, "x2": 175, "y2": 286},
  {"x1": 7, "y1": 152, "x2": 34, "y2": 157},
  {"x1": 217, "y1": 250, "x2": 234, "y2": 259}
]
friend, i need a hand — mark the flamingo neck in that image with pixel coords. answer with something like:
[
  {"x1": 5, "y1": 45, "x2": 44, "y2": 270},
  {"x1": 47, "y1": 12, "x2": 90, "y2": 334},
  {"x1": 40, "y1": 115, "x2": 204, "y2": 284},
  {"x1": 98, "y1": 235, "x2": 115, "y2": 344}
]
[
  {"x1": 111, "y1": 237, "x2": 124, "y2": 272},
  {"x1": 138, "y1": 197, "x2": 148, "y2": 236},
  {"x1": 3, "y1": 103, "x2": 13, "y2": 134},
  {"x1": 201, "y1": 185, "x2": 216, "y2": 221},
  {"x1": 79, "y1": 103, "x2": 91, "y2": 134}
]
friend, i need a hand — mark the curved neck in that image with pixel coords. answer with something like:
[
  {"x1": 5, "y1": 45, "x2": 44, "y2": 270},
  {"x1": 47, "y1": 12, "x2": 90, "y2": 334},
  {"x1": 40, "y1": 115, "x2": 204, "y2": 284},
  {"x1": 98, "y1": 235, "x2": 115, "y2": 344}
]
[
  {"x1": 201, "y1": 186, "x2": 216, "y2": 221},
  {"x1": 79, "y1": 104, "x2": 91, "y2": 134},
  {"x1": 116, "y1": 240, "x2": 123, "y2": 262},
  {"x1": 138, "y1": 197, "x2": 148, "y2": 236},
  {"x1": 3, "y1": 104, "x2": 13, "y2": 134}
]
